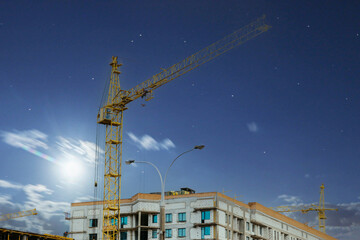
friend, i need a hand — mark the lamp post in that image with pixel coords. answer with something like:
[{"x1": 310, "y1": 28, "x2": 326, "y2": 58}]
[{"x1": 125, "y1": 145, "x2": 205, "y2": 240}]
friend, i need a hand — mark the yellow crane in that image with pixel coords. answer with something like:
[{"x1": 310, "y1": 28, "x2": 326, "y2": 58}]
[
  {"x1": 272, "y1": 184, "x2": 338, "y2": 233},
  {"x1": 0, "y1": 209, "x2": 37, "y2": 221},
  {"x1": 97, "y1": 15, "x2": 271, "y2": 240}
]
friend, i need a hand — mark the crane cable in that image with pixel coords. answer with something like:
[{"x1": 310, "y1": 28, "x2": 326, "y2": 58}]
[{"x1": 92, "y1": 68, "x2": 111, "y2": 237}]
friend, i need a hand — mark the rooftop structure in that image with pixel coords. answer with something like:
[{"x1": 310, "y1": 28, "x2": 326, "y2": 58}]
[{"x1": 68, "y1": 191, "x2": 336, "y2": 240}]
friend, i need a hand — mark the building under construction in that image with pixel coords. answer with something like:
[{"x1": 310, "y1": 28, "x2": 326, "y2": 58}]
[{"x1": 67, "y1": 190, "x2": 336, "y2": 240}]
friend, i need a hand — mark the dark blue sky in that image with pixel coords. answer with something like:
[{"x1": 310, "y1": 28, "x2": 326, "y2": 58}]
[{"x1": 1, "y1": 1, "x2": 360, "y2": 239}]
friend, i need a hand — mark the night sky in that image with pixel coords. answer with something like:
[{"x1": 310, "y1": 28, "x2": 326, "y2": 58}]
[{"x1": 1, "y1": 1, "x2": 360, "y2": 239}]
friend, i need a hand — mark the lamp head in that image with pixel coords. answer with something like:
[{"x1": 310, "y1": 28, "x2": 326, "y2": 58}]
[
  {"x1": 194, "y1": 145, "x2": 205, "y2": 150},
  {"x1": 125, "y1": 160, "x2": 135, "y2": 165}
]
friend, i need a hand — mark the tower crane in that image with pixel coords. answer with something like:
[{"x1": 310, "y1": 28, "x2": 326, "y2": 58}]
[
  {"x1": 97, "y1": 15, "x2": 271, "y2": 240},
  {"x1": 271, "y1": 184, "x2": 338, "y2": 233},
  {"x1": 0, "y1": 209, "x2": 37, "y2": 221}
]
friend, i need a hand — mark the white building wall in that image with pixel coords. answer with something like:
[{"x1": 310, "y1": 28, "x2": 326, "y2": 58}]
[{"x1": 69, "y1": 194, "x2": 335, "y2": 240}]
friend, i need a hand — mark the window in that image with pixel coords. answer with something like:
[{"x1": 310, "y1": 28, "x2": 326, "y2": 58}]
[
  {"x1": 246, "y1": 237, "x2": 250, "y2": 240},
  {"x1": 225, "y1": 214, "x2": 228, "y2": 223},
  {"x1": 89, "y1": 234, "x2": 97, "y2": 240},
  {"x1": 201, "y1": 226, "x2": 210, "y2": 239},
  {"x1": 178, "y1": 212, "x2": 186, "y2": 222},
  {"x1": 252, "y1": 224, "x2": 255, "y2": 232},
  {"x1": 201, "y1": 211, "x2": 210, "y2": 220},
  {"x1": 165, "y1": 229, "x2": 172, "y2": 238},
  {"x1": 120, "y1": 232, "x2": 127, "y2": 240},
  {"x1": 152, "y1": 214, "x2": 158, "y2": 223},
  {"x1": 89, "y1": 219, "x2": 98, "y2": 228},
  {"x1": 152, "y1": 230, "x2": 157, "y2": 238},
  {"x1": 178, "y1": 228, "x2": 186, "y2": 237},
  {"x1": 246, "y1": 222, "x2": 250, "y2": 231},
  {"x1": 121, "y1": 216, "x2": 128, "y2": 225},
  {"x1": 259, "y1": 227, "x2": 262, "y2": 236},
  {"x1": 166, "y1": 213, "x2": 172, "y2": 223}
]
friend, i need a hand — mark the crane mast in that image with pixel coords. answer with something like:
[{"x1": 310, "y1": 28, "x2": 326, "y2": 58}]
[
  {"x1": 271, "y1": 184, "x2": 338, "y2": 233},
  {"x1": 97, "y1": 15, "x2": 270, "y2": 240}
]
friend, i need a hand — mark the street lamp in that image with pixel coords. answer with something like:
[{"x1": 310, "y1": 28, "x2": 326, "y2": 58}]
[{"x1": 125, "y1": 145, "x2": 205, "y2": 240}]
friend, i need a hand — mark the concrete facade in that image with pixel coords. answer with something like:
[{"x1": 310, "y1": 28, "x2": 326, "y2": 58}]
[{"x1": 68, "y1": 192, "x2": 336, "y2": 240}]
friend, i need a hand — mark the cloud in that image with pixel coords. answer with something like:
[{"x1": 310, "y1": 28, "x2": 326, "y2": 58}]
[
  {"x1": 0, "y1": 180, "x2": 22, "y2": 189},
  {"x1": 277, "y1": 194, "x2": 303, "y2": 205},
  {"x1": 1, "y1": 129, "x2": 48, "y2": 149},
  {"x1": 247, "y1": 122, "x2": 258, "y2": 133},
  {"x1": 73, "y1": 195, "x2": 94, "y2": 203},
  {"x1": 0, "y1": 194, "x2": 15, "y2": 206},
  {"x1": 128, "y1": 132, "x2": 175, "y2": 151},
  {"x1": 56, "y1": 136, "x2": 102, "y2": 164},
  {"x1": 1, "y1": 129, "x2": 104, "y2": 165},
  {"x1": 0, "y1": 179, "x2": 70, "y2": 233}
]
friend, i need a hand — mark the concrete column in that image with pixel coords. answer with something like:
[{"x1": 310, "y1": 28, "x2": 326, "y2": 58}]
[{"x1": 137, "y1": 212, "x2": 141, "y2": 240}]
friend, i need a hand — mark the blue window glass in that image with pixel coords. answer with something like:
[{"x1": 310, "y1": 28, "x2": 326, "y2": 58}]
[
  {"x1": 111, "y1": 218, "x2": 118, "y2": 226},
  {"x1": 165, "y1": 213, "x2": 172, "y2": 223},
  {"x1": 201, "y1": 211, "x2": 210, "y2": 220},
  {"x1": 152, "y1": 230, "x2": 157, "y2": 238},
  {"x1": 120, "y1": 232, "x2": 127, "y2": 240},
  {"x1": 178, "y1": 212, "x2": 186, "y2": 222},
  {"x1": 165, "y1": 229, "x2": 172, "y2": 238},
  {"x1": 121, "y1": 216, "x2": 128, "y2": 225},
  {"x1": 89, "y1": 219, "x2": 98, "y2": 227},
  {"x1": 153, "y1": 214, "x2": 158, "y2": 223},
  {"x1": 178, "y1": 228, "x2": 186, "y2": 237},
  {"x1": 201, "y1": 226, "x2": 210, "y2": 239}
]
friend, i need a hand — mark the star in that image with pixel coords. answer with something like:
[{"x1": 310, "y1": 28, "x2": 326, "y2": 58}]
[
  {"x1": 306, "y1": 25, "x2": 310, "y2": 28},
  {"x1": 28, "y1": 108, "x2": 32, "y2": 111},
  {"x1": 91, "y1": 77, "x2": 95, "y2": 80},
  {"x1": 297, "y1": 82, "x2": 300, "y2": 86},
  {"x1": 184, "y1": 40, "x2": 187, "y2": 43},
  {"x1": 130, "y1": 40, "x2": 134, "y2": 43},
  {"x1": 231, "y1": 94, "x2": 234, "y2": 98},
  {"x1": 139, "y1": 33, "x2": 142, "y2": 37}
]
